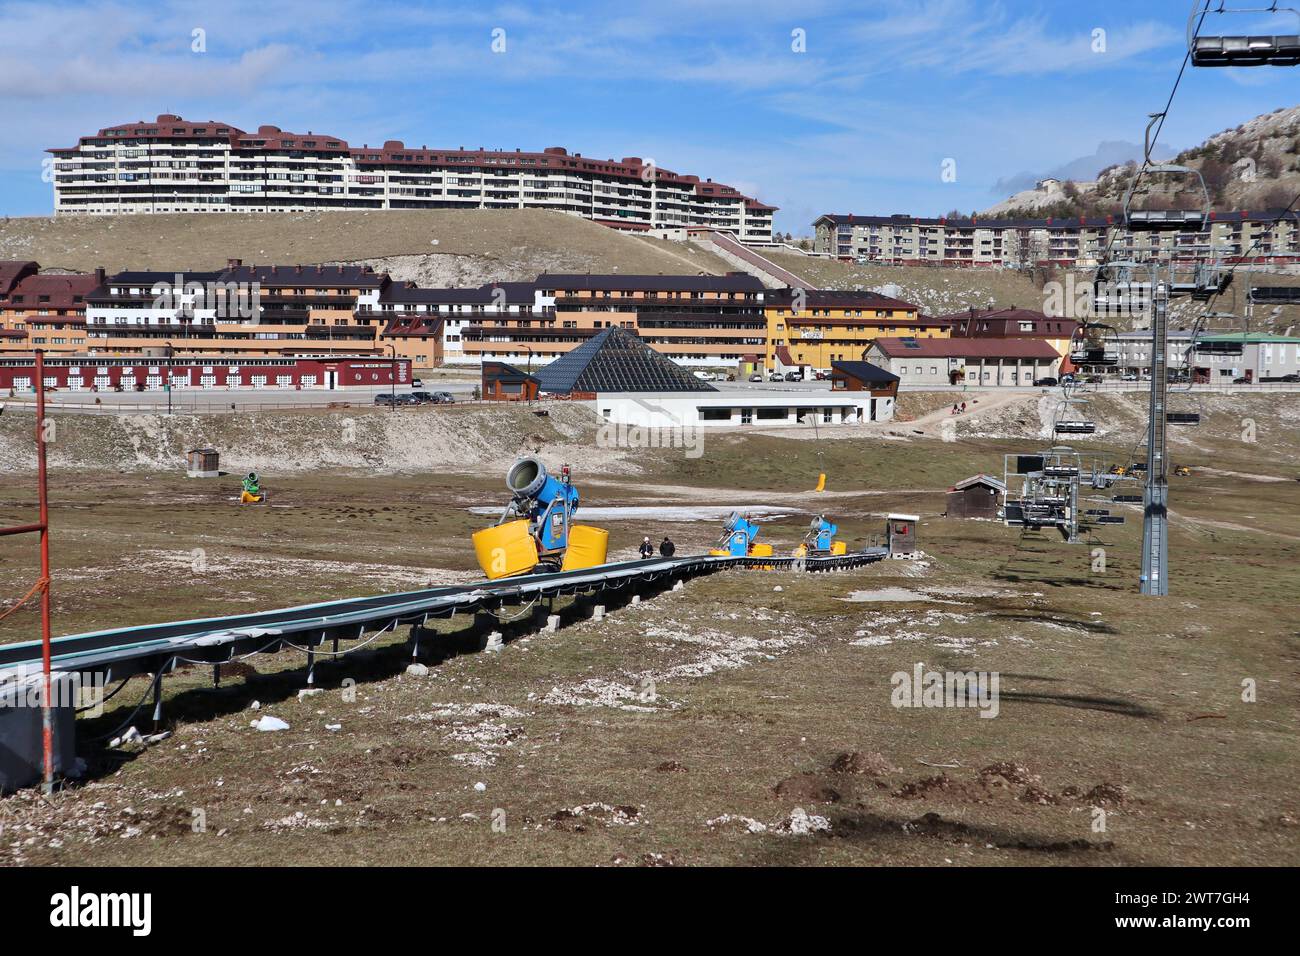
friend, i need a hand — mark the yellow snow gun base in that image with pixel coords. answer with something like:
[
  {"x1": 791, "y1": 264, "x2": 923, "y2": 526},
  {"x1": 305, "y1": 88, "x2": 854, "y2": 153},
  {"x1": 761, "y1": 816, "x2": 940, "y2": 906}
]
[
  {"x1": 473, "y1": 520, "x2": 540, "y2": 579},
  {"x1": 561, "y1": 525, "x2": 609, "y2": 572}
]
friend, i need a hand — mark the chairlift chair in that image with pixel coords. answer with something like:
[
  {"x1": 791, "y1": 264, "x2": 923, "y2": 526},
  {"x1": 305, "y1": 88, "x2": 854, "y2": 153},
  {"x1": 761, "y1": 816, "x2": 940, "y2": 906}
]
[
  {"x1": 1123, "y1": 164, "x2": 1211, "y2": 233},
  {"x1": 1092, "y1": 260, "x2": 1151, "y2": 317},
  {"x1": 1055, "y1": 420, "x2": 1097, "y2": 435},
  {"x1": 1190, "y1": 2, "x2": 1300, "y2": 66},
  {"x1": 1191, "y1": 261, "x2": 1234, "y2": 300},
  {"x1": 1068, "y1": 322, "x2": 1121, "y2": 367},
  {"x1": 1123, "y1": 114, "x2": 1212, "y2": 233},
  {"x1": 1249, "y1": 285, "x2": 1300, "y2": 305},
  {"x1": 1194, "y1": 339, "x2": 1245, "y2": 355},
  {"x1": 1043, "y1": 465, "x2": 1080, "y2": 478}
]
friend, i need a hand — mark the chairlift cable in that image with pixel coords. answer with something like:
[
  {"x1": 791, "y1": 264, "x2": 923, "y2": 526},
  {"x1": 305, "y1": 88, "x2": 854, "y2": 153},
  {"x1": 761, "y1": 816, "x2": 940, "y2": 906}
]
[{"x1": 1098, "y1": 2, "x2": 1212, "y2": 265}]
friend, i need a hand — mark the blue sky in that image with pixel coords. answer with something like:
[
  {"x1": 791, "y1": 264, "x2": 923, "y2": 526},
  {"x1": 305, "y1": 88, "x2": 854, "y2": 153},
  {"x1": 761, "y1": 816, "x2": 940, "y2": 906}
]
[{"x1": 1, "y1": 0, "x2": 1296, "y2": 231}]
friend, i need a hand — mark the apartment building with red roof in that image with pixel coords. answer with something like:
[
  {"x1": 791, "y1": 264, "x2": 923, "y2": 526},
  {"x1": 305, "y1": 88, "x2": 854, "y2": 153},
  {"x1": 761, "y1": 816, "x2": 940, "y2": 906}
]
[{"x1": 47, "y1": 115, "x2": 776, "y2": 241}]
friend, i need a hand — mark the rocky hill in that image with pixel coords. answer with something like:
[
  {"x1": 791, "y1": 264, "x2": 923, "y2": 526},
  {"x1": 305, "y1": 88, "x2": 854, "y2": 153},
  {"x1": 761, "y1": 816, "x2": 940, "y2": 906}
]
[{"x1": 987, "y1": 106, "x2": 1300, "y2": 219}]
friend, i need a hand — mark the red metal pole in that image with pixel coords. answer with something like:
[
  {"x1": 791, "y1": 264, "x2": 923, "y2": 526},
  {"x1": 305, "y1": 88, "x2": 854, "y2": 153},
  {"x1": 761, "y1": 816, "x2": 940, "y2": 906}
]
[{"x1": 35, "y1": 350, "x2": 54, "y2": 794}]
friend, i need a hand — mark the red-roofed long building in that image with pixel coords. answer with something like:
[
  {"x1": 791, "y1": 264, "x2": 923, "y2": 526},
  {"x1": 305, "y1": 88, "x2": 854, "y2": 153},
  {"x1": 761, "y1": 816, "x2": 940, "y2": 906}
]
[
  {"x1": 47, "y1": 115, "x2": 776, "y2": 241},
  {"x1": 939, "y1": 306, "x2": 1078, "y2": 370},
  {"x1": 865, "y1": 335, "x2": 1062, "y2": 387}
]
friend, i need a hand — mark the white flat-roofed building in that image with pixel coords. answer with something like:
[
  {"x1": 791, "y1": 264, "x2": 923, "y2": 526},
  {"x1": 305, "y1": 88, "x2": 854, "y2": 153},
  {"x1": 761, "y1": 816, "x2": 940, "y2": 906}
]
[{"x1": 594, "y1": 389, "x2": 895, "y2": 428}]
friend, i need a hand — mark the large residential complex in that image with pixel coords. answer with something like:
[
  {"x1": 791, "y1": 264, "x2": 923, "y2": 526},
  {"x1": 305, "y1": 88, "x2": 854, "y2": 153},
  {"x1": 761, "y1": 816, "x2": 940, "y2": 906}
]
[
  {"x1": 1, "y1": 258, "x2": 1096, "y2": 394},
  {"x1": 814, "y1": 211, "x2": 1300, "y2": 268},
  {"x1": 47, "y1": 115, "x2": 776, "y2": 242}
]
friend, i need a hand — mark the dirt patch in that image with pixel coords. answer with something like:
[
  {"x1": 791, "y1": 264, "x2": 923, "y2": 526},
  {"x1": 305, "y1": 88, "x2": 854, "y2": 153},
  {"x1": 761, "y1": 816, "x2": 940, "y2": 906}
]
[
  {"x1": 830, "y1": 751, "x2": 898, "y2": 776},
  {"x1": 218, "y1": 661, "x2": 259, "y2": 681},
  {"x1": 892, "y1": 765, "x2": 1131, "y2": 810},
  {"x1": 548, "y1": 803, "x2": 641, "y2": 832},
  {"x1": 772, "y1": 773, "x2": 842, "y2": 804},
  {"x1": 1079, "y1": 782, "x2": 1130, "y2": 807},
  {"x1": 893, "y1": 773, "x2": 971, "y2": 800},
  {"x1": 978, "y1": 761, "x2": 1041, "y2": 787}
]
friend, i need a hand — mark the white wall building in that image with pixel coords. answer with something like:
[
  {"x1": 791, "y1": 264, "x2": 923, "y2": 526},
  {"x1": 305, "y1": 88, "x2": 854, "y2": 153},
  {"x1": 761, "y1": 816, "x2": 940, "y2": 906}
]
[{"x1": 593, "y1": 390, "x2": 894, "y2": 428}]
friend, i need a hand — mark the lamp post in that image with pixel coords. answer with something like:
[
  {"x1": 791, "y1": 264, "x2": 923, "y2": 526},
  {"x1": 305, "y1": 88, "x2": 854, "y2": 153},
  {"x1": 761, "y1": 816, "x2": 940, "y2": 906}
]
[
  {"x1": 387, "y1": 342, "x2": 397, "y2": 412},
  {"x1": 164, "y1": 339, "x2": 174, "y2": 416},
  {"x1": 521, "y1": 345, "x2": 534, "y2": 405}
]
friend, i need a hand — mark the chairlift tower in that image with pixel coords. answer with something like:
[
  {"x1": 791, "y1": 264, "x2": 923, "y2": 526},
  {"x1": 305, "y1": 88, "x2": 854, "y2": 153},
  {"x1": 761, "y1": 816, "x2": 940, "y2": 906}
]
[
  {"x1": 1140, "y1": 266, "x2": 1171, "y2": 595},
  {"x1": 1120, "y1": 108, "x2": 1216, "y2": 596}
]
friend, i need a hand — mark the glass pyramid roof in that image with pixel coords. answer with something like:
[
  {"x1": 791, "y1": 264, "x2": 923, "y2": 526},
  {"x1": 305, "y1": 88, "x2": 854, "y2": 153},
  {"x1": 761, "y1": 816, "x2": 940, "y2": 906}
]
[{"x1": 535, "y1": 326, "x2": 718, "y2": 394}]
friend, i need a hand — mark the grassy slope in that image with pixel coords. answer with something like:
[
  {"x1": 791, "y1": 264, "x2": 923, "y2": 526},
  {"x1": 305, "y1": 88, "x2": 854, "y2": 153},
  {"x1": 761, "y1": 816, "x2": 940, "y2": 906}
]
[
  {"x1": 1, "y1": 397, "x2": 1297, "y2": 866},
  {"x1": 0, "y1": 209, "x2": 735, "y2": 276}
]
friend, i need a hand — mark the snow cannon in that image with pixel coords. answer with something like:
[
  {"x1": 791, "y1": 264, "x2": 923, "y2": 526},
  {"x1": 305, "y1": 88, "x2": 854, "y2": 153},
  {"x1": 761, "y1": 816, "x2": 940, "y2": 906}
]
[
  {"x1": 711, "y1": 511, "x2": 771, "y2": 558},
  {"x1": 472, "y1": 458, "x2": 607, "y2": 579},
  {"x1": 239, "y1": 471, "x2": 265, "y2": 504},
  {"x1": 794, "y1": 514, "x2": 846, "y2": 557}
]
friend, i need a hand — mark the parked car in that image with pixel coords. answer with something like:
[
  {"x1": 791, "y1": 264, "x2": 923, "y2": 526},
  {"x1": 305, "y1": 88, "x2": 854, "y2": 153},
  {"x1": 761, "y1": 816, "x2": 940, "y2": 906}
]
[
  {"x1": 748, "y1": 373, "x2": 763, "y2": 383},
  {"x1": 1232, "y1": 376, "x2": 1251, "y2": 384},
  {"x1": 693, "y1": 370, "x2": 715, "y2": 381},
  {"x1": 1033, "y1": 376, "x2": 1058, "y2": 387},
  {"x1": 411, "y1": 378, "x2": 424, "y2": 388},
  {"x1": 373, "y1": 392, "x2": 401, "y2": 406},
  {"x1": 410, "y1": 391, "x2": 436, "y2": 404},
  {"x1": 768, "y1": 371, "x2": 784, "y2": 382},
  {"x1": 431, "y1": 391, "x2": 455, "y2": 404},
  {"x1": 784, "y1": 370, "x2": 803, "y2": 382},
  {"x1": 813, "y1": 370, "x2": 829, "y2": 381},
  {"x1": 1121, "y1": 372, "x2": 1138, "y2": 382}
]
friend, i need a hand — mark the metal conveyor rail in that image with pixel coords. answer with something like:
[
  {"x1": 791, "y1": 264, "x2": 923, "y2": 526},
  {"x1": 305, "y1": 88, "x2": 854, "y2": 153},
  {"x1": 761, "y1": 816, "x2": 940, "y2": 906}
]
[{"x1": 0, "y1": 549, "x2": 889, "y2": 684}]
